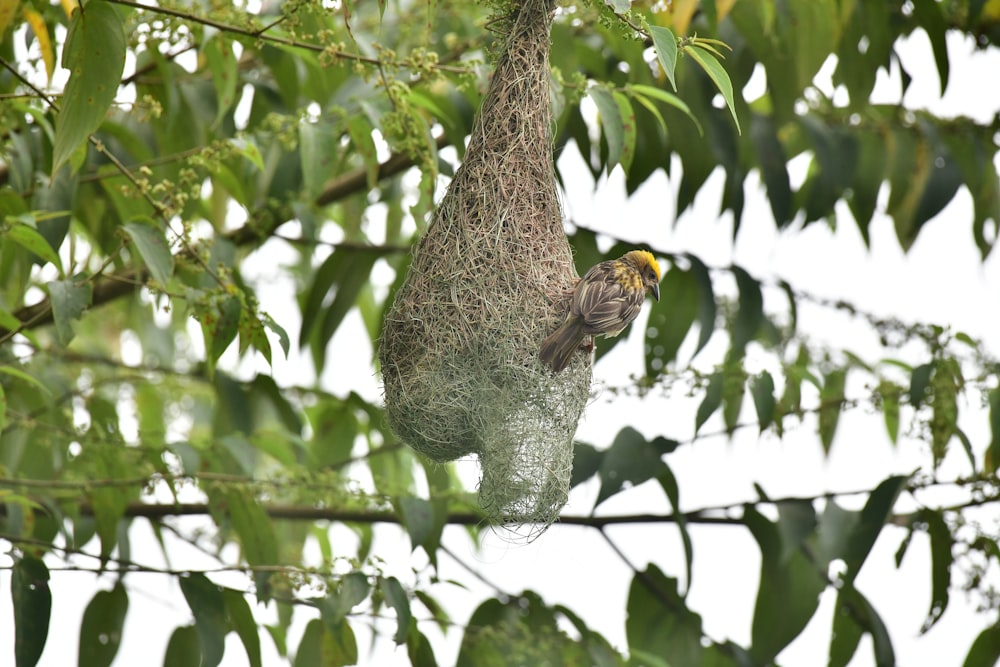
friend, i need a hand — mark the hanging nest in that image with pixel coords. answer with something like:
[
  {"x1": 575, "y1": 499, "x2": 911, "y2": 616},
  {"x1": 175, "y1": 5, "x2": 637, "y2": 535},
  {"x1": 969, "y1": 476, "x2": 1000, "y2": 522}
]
[{"x1": 379, "y1": 0, "x2": 591, "y2": 527}]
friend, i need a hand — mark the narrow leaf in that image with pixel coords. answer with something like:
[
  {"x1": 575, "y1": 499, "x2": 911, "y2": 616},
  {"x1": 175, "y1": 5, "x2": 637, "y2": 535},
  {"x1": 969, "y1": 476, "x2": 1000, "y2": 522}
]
[
  {"x1": 819, "y1": 368, "x2": 847, "y2": 454},
  {"x1": 12, "y1": 556, "x2": 51, "y2": 667},
  {"x1": 648, "y1": 25, "x2": 678, "y2": 91},
  {"x1": 596, "y1": 427, "x2": 678, "y2": 507},
  {"x1": 380, "y1": 577, "x2": 412, "y2": 645},
  {"x1": 834, "y1": 585, "x2": 895, "y2": 667},
  {"x1": 5, "y1": 222, "x2": 64, "y2": 275},
  {"x1": 48, "y1": 278, "x2": 92, "y2": 346},
  {"x1": 645, "y1": 265, "x2": 699, "y2": 374},
  {"x1": 164, "y1": 625, "x2": 202, "y2": 667},
  {"x1": 123, "y1": 219, "x2": 174, "y2": 286},
  {"x1": 685, "y1": 253, "x2": 716, "y2": 354},
  {"x1": 321, "y1": 573, "x2": 370, "y2": 627},
  {"x1": 695, "y1": 371, "x2": 723, "y2": 433},
  {"x1": 730, "y1": 265, "x2": 763, "y2": 355},
  {"x1": 398, "y1": 496, "x2": 435, "y2": 553},
  {"x1": 751, "y1": 371, "x2": 775, "y2": 432},
  {"x1": 683, "y1": 44, "x2": 741, "y2": 133},
  {"x1": 612, "y1": 91, "x2": 637, "y2": 173},
  {"x1": 744, "y1": 506, "x2": 825, "y2": 664},
  {"x1": 909, "y1": 362, "x2": 933, "y2": 407},
  {"x1": 658, "y1": 465, "x2": 694, "y2": 594},
  {"x1": 223, "y1": 588, "x2": 262, "y2": 667},
  {"x1": 964, "y1": 623, "x2": 1000, "y2": 667},
  {"x1": 52, "y1": 1, "x2": 126, "y2": 173},
  {"x1": 626, "y1": 565, "x2": 703, "y2": 665},
  {"x1": 78, "y1": 584, "x2": 129, "y2": 667},
  {"x1": 842, "y1": 475, "x2": 908, "y2": 586},
  {"x1": 986, "y1": 387, "x2": 1000, "y2": 473},
  {"x1": 918, "y1": 510, "x2": 954, "y2": 633},
  {"x1": 627, "y1": 83, "x2": 701, "y2": 134},
  {"x1": 588, "y1": 86, "x2": 624, "y2": 173},
  {"x1": 179, "y1": 573, "x2": 227, "y2": 667}
]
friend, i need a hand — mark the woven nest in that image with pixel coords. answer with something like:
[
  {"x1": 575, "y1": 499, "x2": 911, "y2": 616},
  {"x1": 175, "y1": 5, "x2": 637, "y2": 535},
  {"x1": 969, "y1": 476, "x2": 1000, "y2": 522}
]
[{"x1": 379, "y1": 0, "x2": 591, "y2": 527}]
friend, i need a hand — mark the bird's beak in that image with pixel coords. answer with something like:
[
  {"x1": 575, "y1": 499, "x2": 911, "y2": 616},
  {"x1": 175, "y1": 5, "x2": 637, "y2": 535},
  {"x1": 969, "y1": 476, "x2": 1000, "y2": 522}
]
[{"x1": 651, "y1": 282, "x2": 660, "y2": 302}]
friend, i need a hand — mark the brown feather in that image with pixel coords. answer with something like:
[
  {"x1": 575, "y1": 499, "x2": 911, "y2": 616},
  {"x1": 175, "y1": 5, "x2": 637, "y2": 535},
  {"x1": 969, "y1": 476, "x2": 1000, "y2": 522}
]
[{"x1": 539, "y1": 250, "x2": 661, "y2": 372}]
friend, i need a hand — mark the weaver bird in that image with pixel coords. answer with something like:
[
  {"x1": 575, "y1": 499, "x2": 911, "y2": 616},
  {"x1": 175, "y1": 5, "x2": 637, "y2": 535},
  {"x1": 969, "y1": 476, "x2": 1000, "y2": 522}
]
[{"x1": 539, "y1": 250, "x2": 661, "y2": 372}]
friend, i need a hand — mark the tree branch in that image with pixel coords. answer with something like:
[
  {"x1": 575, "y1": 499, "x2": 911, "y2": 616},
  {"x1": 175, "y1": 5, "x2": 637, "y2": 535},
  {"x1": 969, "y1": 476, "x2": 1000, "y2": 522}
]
[{"x1": 1, "y1": 133, "x2": 449, "y2": 339}]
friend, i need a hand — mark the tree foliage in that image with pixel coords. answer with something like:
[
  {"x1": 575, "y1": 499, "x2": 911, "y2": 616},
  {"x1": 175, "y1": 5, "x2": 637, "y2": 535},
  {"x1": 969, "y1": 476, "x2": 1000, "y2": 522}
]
[{"x1": 2, "y1": 0, "x2": 1000, "y2": 665}]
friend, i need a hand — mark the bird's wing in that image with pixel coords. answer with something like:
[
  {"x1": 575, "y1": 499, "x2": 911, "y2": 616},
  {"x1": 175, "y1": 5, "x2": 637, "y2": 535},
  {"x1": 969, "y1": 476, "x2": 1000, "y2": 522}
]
[{"x1": 573, "y1": 275, "x2": 643, "y2": 336}]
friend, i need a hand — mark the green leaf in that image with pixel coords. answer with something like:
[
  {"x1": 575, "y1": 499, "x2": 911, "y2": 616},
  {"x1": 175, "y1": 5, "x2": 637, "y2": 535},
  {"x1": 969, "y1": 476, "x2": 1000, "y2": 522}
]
[
  {"x1": 406, "y1": 624, "x2": 439, "y2": 667},
  {"x1": 346, "y1": 115, "x2": 379, "y2": 191},
  {"x1": 224, "y1": 490, "x2": 278, "y2": 599},
  {"x1": 223, "y1": 588, "x2": 262, "y2": 667},
  {"x1": 299, "y1": 121, "x2": 340, "y2": 200},
  {"x1": 78, "y1": 584, "x2": 129, "y2": 667},
  {"x1": 829, "y1": 589, "x2": 864, "y2": 667},
  {"x1": 626, "y1": 565, "x2": 703, "y2": 666},
  {"x1": 414, "y1": 591, "x2": 451, "y2": 635},
  {"x1": 48, "y1": 278, "x2": 93, "y2": 346},
  {"x1": 879, "y1": 380, "x2": 901, "y2": 445},
  {"x1": 595, "y1": 427, "x2": 678, "y2": 507},
  {"x1": 197, "y1": 294, "x2": 242, "y2": 371},
  {"x1": 398, "y1": 496, "x2": 434, "y2": 551},
  {"x1": 204, "y1": 35, "x2": 239, "y2": 127},
  {"x1": 695, "y1": 371, "x2": 723, "y2": 433},
  {"x1": 658, "y1": 464, "x2": 694, "y2": 594},
  {"x1": 293, "y1": 619, "x2": 326, "y2": 667},
  {"x1": 842, "y1": 475, "x2": 908, "y2": 586},
  {"x1": 262, "y1": 313, "x2": 291, "y2": 359},
  {"x1": 910, "y1": 0, "x2": 950, "y2": 95},
  {"x1": 818, "y1": 368, "x2": 847, "y2": 454},
  {"x1": 909, "y1": 362, "x2": 933, "y2": 407},
  {"x1": 751, "y1": 371, "x2": 775, "y2": 432},
  {"x1": 123, "y1": 219, "x2": 174, "y2": 286},
  {"x1": 848, "y1": 129, "x2": 889, "y2": 243},
  {"x1": 4, "y1": 221, "x2": 64, "y2": 276},
  {"x1": 604, "y1": 0, "x2": 630, "y2": 13},
  {"x1": 52, "y1": 1, "x2": 127, "y2": 174},
  {"x1": 744, "y1": 506, "x2": 825, "y2": 664},
  {"x1": 645, "y1": 265, "x2": 699, "y2": 374},
  {"x1": 832, "y1": 586, "x2": 895, "y2": 667},
  {"x1": 627, "y1": 83, "x2": 702, "y2": 134},
  {"x1": 380, "y1": 576, "x2": 412, "y2": 645},
  {"x1": 179, "y1": 573, "x2": 227, "y2": 667},
  {"x1": 917, "y1": 509, "x2": 954, "y2": 633},
  {"x1": 12, "y1": 556, "x2": 51, "y2": 667},
  {"x1": 685, "y1": 254, "x2": 716, "y2": 354},
  {"x1": 750, "y1": 114, "x2": 792, "y2": 226},
  {"x1": 0, "y1": 365, "x2": 51, "y2": 395},
  {"x1": 299, "y1": 248, "x2": 381, "y2": 371},
  {"x1": 722, "y1": 366, "x2": 746, "y2": 437},
  {"x1": 730, "y1": 266, "x2": 763, "y2": 355},
  {"x1": 164, "y1": 625, "x2": 202, "y2": 667},
  {"x1": 588, "y1": 86, "x2": 624, "y2": 174},
  {"x1": 964, "y1": 623, "x2": 1000, "y2": 667},
  {"x1": 612, "y1": 91, "x2": 637, "y2": 173},
  {"x1": 648, "y1": 25, "x2": 678, "y2": 91},
  {"x1": 570, "y1": 442, "x2": 604, "y2": 488},
  {"x1": 986, "y1": 388, "x2": 1000, "y2": 474},
  {"x1": 320, "y1": 572, "x2": 370, "y2": 627},
  {"x1": 683, "y1": 44, "x2": 741, "y2": 134}
]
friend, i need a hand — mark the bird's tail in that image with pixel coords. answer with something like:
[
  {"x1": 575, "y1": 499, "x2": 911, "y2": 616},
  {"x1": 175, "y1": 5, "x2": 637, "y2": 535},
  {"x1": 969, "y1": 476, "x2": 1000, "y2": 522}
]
[{"x1": 539, "y1": 318, "x2": 586, "y2": 372}]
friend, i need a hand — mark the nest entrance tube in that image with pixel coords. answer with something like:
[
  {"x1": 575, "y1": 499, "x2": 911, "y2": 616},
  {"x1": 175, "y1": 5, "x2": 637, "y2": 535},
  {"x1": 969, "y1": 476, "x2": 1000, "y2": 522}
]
[{"x1": 379, "y1": 0, "x2": 591, "y2": 528}]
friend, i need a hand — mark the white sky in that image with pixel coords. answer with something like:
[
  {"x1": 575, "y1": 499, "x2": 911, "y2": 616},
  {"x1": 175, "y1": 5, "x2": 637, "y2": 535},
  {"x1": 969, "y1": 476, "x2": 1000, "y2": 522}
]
[{"x1": 2, "y1": 22, "x2": 1000, "y2": 667}]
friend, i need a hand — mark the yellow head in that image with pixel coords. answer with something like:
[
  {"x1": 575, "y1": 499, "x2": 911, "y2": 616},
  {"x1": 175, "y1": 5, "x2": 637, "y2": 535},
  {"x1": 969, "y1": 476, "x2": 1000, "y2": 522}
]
[{"x1": 622, "y1": 250, "x2": 661, "y2": 301}]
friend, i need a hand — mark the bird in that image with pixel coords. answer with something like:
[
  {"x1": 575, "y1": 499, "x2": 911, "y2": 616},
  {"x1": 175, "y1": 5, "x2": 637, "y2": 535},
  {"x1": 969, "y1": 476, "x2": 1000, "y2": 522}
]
[{"x1": 539, "y1": 249, "x2": 661, "y2": 372}]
